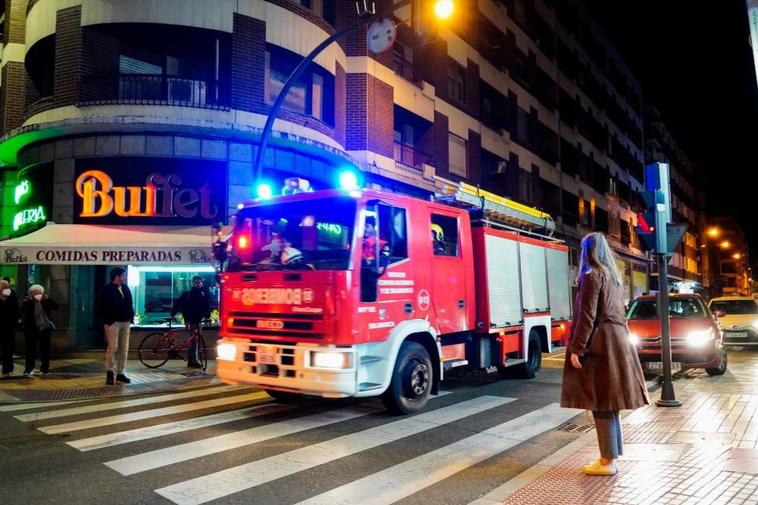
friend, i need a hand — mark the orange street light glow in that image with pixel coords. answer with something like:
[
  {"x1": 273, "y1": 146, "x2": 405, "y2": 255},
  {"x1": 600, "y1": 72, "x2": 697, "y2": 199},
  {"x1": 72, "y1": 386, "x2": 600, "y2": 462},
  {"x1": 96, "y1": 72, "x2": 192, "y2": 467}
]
[
  {"x1": 733, "y1": 253, "x2": 742, "y2": 260},
  {"x1": 720, "y1": 240, "x2": 731, "y2": 249},
  {"x1": 707, "y1": 227, "x2": 720, "y2": 238},
  {"x1": 434, "y1": 0, "x2": 454, "y2": 20}
]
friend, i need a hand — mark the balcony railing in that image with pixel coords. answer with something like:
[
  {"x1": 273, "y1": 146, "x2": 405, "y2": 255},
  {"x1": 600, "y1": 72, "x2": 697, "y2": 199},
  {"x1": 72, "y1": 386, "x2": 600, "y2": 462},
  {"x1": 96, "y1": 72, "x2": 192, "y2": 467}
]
[
  {"x1": 79, "y1": 74, "x2": 230, "y2": 110},
  {"x1": 23, "y1": 96, "x2": 56, "y2": 120},
  {"x1": 393, "y1": 142, "x2": 432, "y2": 172}
]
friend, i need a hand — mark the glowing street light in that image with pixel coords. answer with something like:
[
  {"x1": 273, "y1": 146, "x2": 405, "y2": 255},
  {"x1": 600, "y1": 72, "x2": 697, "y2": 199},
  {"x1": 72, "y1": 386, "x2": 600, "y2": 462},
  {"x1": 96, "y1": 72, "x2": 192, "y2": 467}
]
[
  {"x1": 720, "y1": 240, "x2": 731, "y2": 250},
  {"x1": 733, "y1": 252, "x2": 742, "y2": 260},
  {"x1": 434, "y1": 0, "x2": 454, "y2": 20},
  {"x1": 707, "y1": 227, "x2": 720, "y2": 238}
]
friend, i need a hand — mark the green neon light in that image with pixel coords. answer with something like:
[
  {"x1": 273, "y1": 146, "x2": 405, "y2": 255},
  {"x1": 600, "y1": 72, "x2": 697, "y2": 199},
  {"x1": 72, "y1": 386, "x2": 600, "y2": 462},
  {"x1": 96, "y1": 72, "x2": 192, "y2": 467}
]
[
  {"x1": 14, "y1": 180, "x2": 30, "y2": 204},
  {"x1": 317, "y1": 222, "x2": 342, "y2": 235},
  {"x1": 13, "y1": 206, "x2": 46, "y2": 231}
]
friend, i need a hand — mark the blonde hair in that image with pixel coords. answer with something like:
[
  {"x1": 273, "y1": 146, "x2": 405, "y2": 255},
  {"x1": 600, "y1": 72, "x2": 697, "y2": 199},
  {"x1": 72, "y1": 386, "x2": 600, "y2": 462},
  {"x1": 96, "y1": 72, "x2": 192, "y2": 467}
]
[
  {"x1": 29, "y1": 284, "x2": 44, "y2": 296},
  {"x1": 577, "y1": 232, "x2": 622, "y2": 285}
]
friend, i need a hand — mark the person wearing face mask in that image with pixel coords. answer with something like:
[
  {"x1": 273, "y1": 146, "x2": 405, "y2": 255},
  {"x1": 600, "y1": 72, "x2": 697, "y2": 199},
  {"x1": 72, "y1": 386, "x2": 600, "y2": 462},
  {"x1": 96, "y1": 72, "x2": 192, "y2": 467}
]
[
  {"x1": 21, "y1": 284, "x2": 58, "y2": 376},
  {"x1": 0, "y1": 279, "x2": 21, "y2": 377}
]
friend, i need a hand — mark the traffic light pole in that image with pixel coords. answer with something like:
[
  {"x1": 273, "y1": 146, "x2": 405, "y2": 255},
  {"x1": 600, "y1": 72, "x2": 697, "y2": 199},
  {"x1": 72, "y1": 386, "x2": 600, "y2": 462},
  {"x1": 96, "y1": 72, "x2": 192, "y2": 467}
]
[{"x1": 655, "y1": 252, "x2": 681, "y2": 407}]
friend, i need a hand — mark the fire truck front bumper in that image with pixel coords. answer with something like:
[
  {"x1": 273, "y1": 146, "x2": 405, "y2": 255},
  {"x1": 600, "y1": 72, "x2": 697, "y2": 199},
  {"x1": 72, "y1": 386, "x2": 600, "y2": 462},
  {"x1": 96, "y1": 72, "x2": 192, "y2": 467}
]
[{"x1": 215, "y1": 339, "x2": 359, "y2": 398}]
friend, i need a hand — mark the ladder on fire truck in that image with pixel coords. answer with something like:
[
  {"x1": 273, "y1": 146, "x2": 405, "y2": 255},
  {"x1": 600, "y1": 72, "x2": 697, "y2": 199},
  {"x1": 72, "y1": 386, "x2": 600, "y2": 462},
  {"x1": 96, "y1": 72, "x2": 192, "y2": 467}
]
[{"x1": 434, "y1": 177, "x2": 559, "y2": 239}]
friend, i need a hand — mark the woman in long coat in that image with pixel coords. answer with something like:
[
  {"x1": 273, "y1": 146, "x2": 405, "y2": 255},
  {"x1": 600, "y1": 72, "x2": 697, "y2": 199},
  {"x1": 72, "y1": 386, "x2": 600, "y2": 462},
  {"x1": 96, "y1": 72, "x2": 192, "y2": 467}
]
[{"x1": 561, "y1": 232, "x2": 650, "y2": 476}]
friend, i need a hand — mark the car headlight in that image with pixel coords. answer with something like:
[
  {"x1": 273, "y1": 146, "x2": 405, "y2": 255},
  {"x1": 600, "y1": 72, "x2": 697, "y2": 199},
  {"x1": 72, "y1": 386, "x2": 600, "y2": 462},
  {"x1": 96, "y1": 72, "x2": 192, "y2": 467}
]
[
  {"x1": 752, "y1": 321, "x2": 758, "y2": 330},
  {"x1": 686, "y1": 329, "x2": 715, "y2": 348},
  {"x1": 216, "y1": 342, "x2": 237, "y2": 361},
  {"x1": 628, "y1": 333, "x2": 640, "y2": 346},
  {"x1": 310, "y1": 351, "x2": 353, "y2": 369}
]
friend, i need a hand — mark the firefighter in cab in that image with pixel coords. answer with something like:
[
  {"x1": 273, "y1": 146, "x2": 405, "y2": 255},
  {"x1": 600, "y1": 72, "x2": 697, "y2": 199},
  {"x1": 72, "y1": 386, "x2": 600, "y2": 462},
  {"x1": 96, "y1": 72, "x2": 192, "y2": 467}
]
[{"x1": 362, "y1": 216, "x2": 390, "y2": 267}]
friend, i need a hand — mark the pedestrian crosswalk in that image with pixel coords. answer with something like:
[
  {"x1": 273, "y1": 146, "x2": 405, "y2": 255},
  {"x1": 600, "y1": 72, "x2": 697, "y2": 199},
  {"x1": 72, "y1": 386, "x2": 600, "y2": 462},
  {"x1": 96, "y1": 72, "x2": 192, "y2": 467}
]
[{"x1": 3, "y1": 384, "x2": 582, "y2": 505}]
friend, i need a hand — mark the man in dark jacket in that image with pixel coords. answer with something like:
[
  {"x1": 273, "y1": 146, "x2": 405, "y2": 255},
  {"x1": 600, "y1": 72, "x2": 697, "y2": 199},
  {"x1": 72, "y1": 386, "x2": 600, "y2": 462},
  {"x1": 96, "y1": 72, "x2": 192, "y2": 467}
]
[
  {"x1": 99, "y1": 267, "x2": 134, "y2": 385},
  {"x1": 171, "y1": 275, "x2": 211, "y2": 368},
  {"x1": 0, "y1": 279, "x2": 20, "y2": 377}
]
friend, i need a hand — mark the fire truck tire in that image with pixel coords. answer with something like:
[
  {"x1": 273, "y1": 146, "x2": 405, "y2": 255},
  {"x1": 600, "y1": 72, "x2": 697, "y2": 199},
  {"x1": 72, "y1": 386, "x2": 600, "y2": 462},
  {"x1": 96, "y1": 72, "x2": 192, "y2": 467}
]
[
  {"x1": 496, "y1": 331, "x2": 542, "y2": 379},
  {"x1": 381, "y1": 341, "x2": 433, "y2": 415}
]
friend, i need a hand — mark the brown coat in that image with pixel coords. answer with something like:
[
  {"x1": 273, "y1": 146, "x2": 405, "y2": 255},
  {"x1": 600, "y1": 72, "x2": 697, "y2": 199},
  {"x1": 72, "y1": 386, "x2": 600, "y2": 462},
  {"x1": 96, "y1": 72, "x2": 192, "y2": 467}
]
[{"x1": 560, "y1": 269, "x2": 650, "y2": 411}]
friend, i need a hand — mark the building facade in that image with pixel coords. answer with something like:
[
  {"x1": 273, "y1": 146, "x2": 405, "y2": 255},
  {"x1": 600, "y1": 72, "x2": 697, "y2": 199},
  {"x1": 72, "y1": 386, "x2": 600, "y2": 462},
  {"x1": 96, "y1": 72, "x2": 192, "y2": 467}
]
[
  {"x1": 706, "y1": 217, "x2": 751, "y2": 297},
  {"x1": 0, "y1": 0, "x2": 653, "y2": 350}
]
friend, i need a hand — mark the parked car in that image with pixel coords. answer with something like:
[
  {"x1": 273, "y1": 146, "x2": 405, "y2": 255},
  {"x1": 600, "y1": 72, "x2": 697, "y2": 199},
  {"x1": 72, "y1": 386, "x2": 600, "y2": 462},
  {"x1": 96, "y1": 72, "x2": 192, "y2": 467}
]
[
  {"x1": 708, "y1": 296, "x2": 758, "y2": 347},
  {"x1": 626, "y1": 294, "x2": 727, "y2": 376}
]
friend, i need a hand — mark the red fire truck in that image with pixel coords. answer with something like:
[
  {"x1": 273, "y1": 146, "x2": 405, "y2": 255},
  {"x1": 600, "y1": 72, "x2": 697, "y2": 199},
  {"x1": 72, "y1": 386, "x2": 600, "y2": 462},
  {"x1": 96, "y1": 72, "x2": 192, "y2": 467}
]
[{"x1": 213, "y1": 179, "x2": 572, "y2": 414}]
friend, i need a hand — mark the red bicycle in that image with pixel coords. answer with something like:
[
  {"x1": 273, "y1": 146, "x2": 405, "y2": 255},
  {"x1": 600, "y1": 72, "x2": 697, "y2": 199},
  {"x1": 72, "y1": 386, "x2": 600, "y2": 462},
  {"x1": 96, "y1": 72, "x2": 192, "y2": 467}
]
[{"x1": 138, "y1": 317, "x2": 208, "y2": 370}]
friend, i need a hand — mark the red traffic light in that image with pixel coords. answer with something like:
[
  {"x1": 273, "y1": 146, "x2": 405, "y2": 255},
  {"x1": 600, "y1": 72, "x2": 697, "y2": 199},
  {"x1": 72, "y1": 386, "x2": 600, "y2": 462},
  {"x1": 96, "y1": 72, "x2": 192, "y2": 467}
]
[{"x1": 637, "y1": 212, "x2": 654, "y2": 233}]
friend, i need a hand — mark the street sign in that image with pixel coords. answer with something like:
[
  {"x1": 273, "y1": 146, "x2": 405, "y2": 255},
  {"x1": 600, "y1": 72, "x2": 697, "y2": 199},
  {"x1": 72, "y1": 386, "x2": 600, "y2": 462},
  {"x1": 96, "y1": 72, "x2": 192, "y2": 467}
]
[{"x1": 666, "y1": 223, "x2": 688, "y2": 255}]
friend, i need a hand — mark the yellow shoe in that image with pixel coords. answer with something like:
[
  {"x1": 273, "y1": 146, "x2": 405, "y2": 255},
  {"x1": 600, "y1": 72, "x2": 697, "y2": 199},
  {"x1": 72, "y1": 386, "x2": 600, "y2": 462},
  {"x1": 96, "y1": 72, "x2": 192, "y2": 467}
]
[{"x1": 581, "y1": 459, "x2": 617, "y2": 476}]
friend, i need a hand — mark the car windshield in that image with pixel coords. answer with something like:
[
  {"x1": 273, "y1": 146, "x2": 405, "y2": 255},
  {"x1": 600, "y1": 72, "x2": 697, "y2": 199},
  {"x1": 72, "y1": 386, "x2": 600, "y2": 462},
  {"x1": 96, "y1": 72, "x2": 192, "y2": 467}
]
[
  {"x1": 627, "y1": 298, "x2": 707, "y2": 320},
  {"x1": 226, "y1": 198, "x2": 356, "y2": 272},
  {"x1": 709, "y1": 300, "x2": 758, "y2": 315}
]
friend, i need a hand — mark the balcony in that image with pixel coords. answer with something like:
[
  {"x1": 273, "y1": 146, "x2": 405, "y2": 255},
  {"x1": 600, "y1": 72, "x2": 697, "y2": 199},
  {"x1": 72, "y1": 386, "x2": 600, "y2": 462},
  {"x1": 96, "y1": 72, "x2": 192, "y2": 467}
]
[
  {"x1": 78, "y1": 74, "x2": 230, "y2": 110},
  {"x1": 393, "y1": 142, "x2": 432, "y2": 172},
  {"x1": 24, "y1": 96, "x2": 56, "y2": 120}
]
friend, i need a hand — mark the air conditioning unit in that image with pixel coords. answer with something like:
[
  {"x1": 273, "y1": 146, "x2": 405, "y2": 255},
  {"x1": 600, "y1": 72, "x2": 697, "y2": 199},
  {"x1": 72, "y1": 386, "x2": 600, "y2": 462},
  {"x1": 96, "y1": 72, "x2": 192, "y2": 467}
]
[{"x1": 167, "y1": 78, "x2": 206, "y2": 106}]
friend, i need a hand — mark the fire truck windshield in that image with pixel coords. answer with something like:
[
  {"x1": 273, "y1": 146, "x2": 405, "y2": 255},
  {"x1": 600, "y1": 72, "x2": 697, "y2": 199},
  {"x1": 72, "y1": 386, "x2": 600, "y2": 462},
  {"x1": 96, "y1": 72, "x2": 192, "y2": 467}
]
[{"x1": 227, "y1": 198, "x2": 356, "y2": 272}]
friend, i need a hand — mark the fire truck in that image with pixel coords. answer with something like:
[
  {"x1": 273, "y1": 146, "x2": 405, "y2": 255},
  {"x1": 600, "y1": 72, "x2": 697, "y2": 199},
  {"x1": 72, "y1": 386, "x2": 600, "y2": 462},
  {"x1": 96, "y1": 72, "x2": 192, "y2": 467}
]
[{"x1": 212, "y1": 178, "x2": 572, "y2": 414}]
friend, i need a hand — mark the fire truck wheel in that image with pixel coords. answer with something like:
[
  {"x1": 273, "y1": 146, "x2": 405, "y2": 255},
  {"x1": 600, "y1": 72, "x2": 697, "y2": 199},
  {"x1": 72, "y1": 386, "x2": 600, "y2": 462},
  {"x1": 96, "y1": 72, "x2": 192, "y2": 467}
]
[
  {"x1": 382, "y1": 341, "x2": 433, "y2": 415},
  {"x1": 499, "y1": 331, "x2": 542, "y2": 379}
]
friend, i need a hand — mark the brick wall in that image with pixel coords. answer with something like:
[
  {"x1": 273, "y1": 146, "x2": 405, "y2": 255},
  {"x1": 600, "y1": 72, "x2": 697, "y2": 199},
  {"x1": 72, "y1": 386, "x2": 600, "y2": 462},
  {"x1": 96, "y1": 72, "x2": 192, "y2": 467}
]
[
  {"x1": 231, "y1": 13, "x2": 266, "y2": 113},
  {"x1": 80, "y1": 27, "x2": 120, "y2": 103},
  {"x1": 415, "y1": 39, "x2": 448, "y2": 101},
  {"x1": 346, "y1": 73, "x2": 393, "y2": 157},
  {"x1": 335, "y1": 62, "x2": 347, "y2": 146},
  {"x1": 467, "y1": 129, "x2": 481, "y2": 185},
  {"x1": 266, "y1": 0, "x2": 334, "y2": 35},
  {"x1": 2, "y1": 62, "x2": 27, "y2": 132},
  {"x1": 4, "y1": 0, "x2": 28, "y2": 44},
  {"x1": 53, "y1": 6, "x2": 82, "y2": 108}
]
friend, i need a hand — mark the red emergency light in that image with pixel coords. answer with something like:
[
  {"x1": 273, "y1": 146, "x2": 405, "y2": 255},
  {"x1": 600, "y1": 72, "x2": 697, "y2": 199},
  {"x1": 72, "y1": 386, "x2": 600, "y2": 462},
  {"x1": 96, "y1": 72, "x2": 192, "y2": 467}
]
[{"x1": 636, "y1": 212, "x2": 654, "y2": 233}]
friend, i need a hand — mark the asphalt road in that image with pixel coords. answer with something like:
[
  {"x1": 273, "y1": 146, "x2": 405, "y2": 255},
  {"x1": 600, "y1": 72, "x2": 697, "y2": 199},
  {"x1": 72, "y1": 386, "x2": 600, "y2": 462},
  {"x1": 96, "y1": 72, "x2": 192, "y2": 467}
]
[{"x1": 0, "y1": 347, "x2": 754, "y2": 505}]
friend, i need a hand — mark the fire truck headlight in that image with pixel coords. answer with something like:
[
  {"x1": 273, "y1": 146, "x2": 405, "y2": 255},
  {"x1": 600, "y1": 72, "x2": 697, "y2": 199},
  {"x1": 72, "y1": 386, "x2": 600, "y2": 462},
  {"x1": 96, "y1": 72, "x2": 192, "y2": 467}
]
[
  {"x1": 217, "y1": 342, "x2": 237, "y2": 361},
  {"x1": 310, "y1": 351, "x2": 352, "y2": 369}
]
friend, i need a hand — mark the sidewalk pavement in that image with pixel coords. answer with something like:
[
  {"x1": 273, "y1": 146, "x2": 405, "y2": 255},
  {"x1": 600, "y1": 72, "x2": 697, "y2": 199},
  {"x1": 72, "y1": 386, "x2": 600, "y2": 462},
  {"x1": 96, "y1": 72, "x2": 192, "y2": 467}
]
[
  {"x1": 0, "y1": 357, "x2": 219, "y2": 403},
  {"x1": 480, "y1": 367, "x2": 758, "y2": 505}
]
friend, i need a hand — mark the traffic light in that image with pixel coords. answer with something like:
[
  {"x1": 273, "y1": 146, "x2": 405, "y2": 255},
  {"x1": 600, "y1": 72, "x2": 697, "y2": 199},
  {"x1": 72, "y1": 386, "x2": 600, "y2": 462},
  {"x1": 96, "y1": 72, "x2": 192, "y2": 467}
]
[{"x1": 635, "y1": 190, "x2": 664, "y2": 252}]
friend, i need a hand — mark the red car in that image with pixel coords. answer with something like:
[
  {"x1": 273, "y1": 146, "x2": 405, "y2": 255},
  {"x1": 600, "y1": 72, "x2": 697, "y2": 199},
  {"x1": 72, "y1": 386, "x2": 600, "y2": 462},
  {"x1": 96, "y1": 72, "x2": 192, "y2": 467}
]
[{"x1": 626, "y1": 294, "x2": 727, "y2": 376}]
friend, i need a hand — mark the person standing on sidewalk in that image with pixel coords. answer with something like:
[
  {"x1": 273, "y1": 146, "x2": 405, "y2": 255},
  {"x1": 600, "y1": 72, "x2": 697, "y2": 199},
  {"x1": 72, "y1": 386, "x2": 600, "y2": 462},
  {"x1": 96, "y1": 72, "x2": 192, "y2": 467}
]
[
  {"x1": 21, "y1": 285, "x2": 58, "y2": 375},
  {"x1": 0, "y1": 279, "x2": 20, "y2": 377},
  {"x1": 171, "y1": 275, "x2": 211, "y2": 368},
  {"x1": 99, "y1": 267, "x2": 134, "y2": 385},
  {"x1": 560, "y1": 232, "x2": 650, "y2": 476}
]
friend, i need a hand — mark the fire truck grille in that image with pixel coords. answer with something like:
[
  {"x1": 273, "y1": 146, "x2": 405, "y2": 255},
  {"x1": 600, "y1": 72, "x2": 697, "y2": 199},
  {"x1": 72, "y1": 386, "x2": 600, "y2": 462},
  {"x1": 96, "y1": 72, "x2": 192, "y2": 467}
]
[{"x1": 228, "y1": 312, "x2": 324, "y2": 339}]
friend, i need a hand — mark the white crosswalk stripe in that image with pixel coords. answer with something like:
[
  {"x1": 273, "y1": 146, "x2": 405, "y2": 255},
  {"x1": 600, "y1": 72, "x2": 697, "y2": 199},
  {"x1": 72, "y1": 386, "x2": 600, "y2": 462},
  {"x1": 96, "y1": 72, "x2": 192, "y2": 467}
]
[
  {"x1": 294, "y1": 403, "x2": 581, "y2": 505},
  {"x1": 14, "y1": 385, "x2": 243, "y2": 422},
  {"x1": 154, "y1": 395, "x2": 514, "y2": 505},
  {"x1": 67, "y1": 402, "x2": 292, "y2": 451},
  {"x1": 39, "y1": 391, "x2": 270, "y2": 434},
  {"x1": 105, "y1": 404, "x2": 381, "y2": 476},
  {"x1": 0, "y1": 399, "x2": 94, "y2": 412}
]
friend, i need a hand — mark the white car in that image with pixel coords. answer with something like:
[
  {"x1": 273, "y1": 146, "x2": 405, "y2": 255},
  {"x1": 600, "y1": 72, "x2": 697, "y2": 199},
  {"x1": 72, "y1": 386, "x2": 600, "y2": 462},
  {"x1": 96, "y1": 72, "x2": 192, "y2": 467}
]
[{"x1": 708, "y1": 296, "x2": 758, "y2": 346}]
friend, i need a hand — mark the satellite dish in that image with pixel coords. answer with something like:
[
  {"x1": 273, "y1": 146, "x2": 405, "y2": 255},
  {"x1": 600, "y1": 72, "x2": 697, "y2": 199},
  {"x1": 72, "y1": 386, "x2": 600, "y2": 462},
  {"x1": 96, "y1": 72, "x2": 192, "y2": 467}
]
[{"x1": 366, "y1": 18, "x2": 397, "y2": 54}]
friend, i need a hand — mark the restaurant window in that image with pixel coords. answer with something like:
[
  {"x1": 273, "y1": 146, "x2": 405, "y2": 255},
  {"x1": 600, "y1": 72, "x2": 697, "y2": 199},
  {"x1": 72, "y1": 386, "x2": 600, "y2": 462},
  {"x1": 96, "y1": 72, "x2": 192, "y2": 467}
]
[{"x1": 127, "y1": 266, "x2": 219, "y2": 327}]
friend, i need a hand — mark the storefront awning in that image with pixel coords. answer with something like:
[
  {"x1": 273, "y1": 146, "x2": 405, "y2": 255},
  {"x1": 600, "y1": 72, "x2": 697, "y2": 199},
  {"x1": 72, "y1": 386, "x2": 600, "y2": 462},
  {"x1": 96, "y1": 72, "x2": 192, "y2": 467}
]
[{"x1": 0, "y1": 224, "x2": 215, "y2": 265}]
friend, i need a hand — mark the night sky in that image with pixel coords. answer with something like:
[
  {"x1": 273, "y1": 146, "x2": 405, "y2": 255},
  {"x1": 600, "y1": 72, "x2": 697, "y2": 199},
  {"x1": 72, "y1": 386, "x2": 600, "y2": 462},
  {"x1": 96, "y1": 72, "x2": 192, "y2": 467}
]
[{"x1": 585, "y1": 1, "x2": 758, "y2": 256}]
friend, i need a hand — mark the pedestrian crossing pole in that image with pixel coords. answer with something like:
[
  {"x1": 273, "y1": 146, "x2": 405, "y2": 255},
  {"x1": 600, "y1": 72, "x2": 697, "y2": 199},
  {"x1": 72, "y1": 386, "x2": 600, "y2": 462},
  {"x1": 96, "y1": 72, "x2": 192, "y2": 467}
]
[{"x1": 643, "y1": 163, "x2": 682, "y2": 407}]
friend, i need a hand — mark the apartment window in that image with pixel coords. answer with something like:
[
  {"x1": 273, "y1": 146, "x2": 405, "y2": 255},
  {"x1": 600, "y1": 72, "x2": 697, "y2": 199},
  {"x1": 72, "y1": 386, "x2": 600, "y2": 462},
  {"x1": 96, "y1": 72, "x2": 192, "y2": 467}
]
[
  {"x1": 265, "y1": 48, "x2": 334, "y2": 125},
  {"x1": 518, "y1": 169, "x2": 532, "y2": 203},
  {"x1": 392, "y1": 43, "x2": 413, "y2": 81},
  {"x1": 447, "y1": 65, "x2": 466, "y2": 103},
  {"x1": 448, "y1": 133, "x2": 468, "y2": 176},
  {"x1": 516, "y1": 107, "x2": 530, "y2": 145},
  {"x1": 609, "y1": 176, "x2": 618, "y2": 197}
]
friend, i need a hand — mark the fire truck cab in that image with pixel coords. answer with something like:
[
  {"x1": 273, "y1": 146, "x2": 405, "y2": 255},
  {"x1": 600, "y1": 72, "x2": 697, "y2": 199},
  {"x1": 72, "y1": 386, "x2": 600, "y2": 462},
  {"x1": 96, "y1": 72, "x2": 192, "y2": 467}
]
[{"x1": 214, "y1": 180, "x2": 571, "y2": 414}]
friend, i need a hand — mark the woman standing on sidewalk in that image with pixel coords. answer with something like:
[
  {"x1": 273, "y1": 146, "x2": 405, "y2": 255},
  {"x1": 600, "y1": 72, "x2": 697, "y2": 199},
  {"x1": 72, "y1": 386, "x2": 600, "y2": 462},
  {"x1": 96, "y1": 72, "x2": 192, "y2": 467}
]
[
  {"x1": 561, "y1": 232, "x2": 650, "y2": 476},
  {"x1": 21, "y1": 284, "x2": 58, "y2": 375}
]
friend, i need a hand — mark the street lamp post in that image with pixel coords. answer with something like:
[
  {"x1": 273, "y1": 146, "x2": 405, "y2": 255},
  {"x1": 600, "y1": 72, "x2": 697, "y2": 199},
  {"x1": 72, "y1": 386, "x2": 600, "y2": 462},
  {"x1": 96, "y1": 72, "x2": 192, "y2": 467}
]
[{"x1": 252, "y1": 0, "x2": 452, "y2": 188}]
